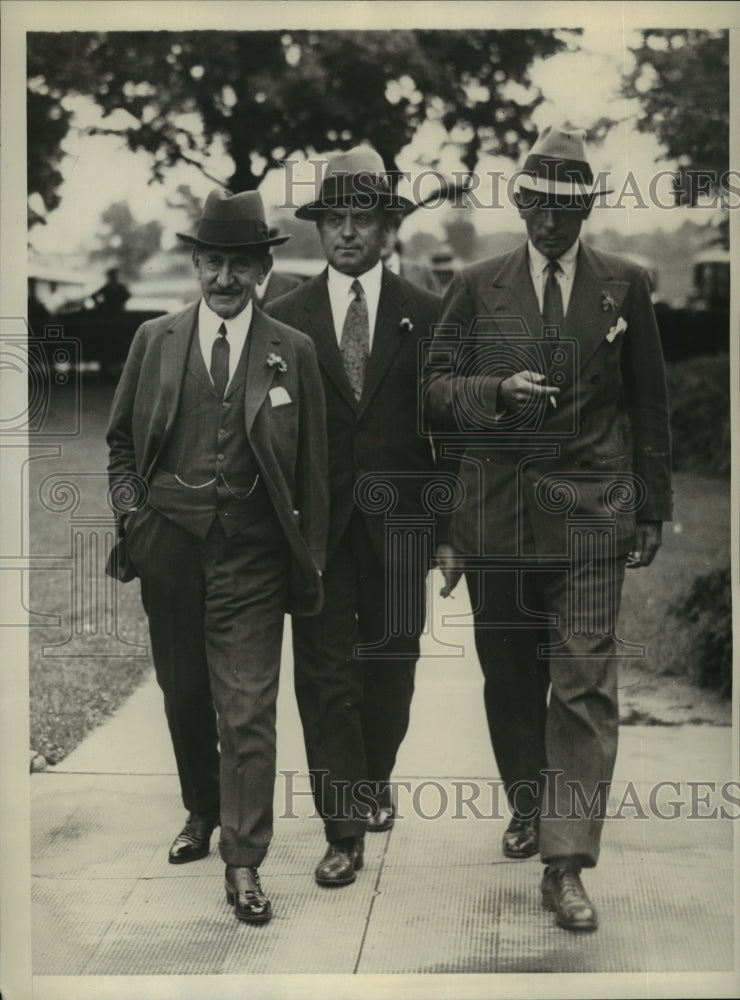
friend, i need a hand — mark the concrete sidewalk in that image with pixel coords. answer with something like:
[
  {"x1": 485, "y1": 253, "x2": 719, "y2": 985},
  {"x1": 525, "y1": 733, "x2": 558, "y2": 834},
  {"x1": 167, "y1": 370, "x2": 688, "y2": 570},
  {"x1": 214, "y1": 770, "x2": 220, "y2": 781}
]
[{"x1": 30, "y1": 576, "x2": 736, "y2": 989}]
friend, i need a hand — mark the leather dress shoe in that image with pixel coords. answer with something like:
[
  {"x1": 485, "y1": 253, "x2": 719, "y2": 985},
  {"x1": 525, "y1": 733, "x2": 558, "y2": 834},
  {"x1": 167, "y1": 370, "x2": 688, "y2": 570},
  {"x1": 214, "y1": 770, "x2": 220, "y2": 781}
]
[
  {"x1": 541, "y1": 865, "x2": 599, "y2": 931},
  {"x1": 502, "y1": 816, "x2": 539, "y2": 859},
  {"x1": 365, "y1": 799, "x2": 395, "y2": 833},
  {"x1": 225, "y1": 865, "x2": 272, "y2": 924},
  {"x1": 168, "y1": 813, "x2": 219, "y2": 865},
  {"x1": 314, "y1": 837, "x2": 364, "y2": 886}
]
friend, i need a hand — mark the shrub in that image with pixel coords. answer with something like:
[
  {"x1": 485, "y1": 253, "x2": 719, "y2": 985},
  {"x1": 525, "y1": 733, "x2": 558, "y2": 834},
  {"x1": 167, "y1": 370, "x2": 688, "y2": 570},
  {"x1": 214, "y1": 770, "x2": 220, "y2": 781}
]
[
  {"x1": 664, "y1": 565, "x2": 732, "y2": 697},
  {"x1": 665, "y1": 354, "x2": 730, "y2": 476}
]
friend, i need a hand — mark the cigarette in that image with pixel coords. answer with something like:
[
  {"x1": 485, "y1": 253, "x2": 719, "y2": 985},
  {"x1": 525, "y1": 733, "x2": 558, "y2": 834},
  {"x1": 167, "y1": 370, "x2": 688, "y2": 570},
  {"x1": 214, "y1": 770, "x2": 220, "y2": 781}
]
[{"x1": 549, "y1": 396, "x2": 557, "y2": 409}]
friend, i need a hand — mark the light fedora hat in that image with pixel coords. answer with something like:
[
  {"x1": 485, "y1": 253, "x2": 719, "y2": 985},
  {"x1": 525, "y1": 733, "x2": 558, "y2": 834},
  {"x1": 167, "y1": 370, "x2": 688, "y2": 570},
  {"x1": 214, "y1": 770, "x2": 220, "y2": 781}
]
[
  {"x1": 177, "y1": 189, "x2": 289, "y2": 249},
  {"x1": 295, "y1": 145, "x2": 415, "y2": 220},
  {"x1": 513, "y1": 125, "x2": 611, "y2": 200}
]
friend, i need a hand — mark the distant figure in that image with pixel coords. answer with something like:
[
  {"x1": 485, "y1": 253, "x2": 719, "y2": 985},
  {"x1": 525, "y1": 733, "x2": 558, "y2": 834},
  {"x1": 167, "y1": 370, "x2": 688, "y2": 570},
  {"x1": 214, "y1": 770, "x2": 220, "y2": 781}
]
[
  {"x1": 27, "y1": 277, "x2": 50, "y2": 337},
  {"x1": 253, "y1": 228, "x2": 304, "y2": 306},
  {"x1": 381, "y1": 229, "x2": 437, "y2": 292},
  {"x1": 92, "y1": 268, "x2": 131, "y2": 312},
  {"x1": 428, "y1": 244, "x2": 459, "y2": 294}
]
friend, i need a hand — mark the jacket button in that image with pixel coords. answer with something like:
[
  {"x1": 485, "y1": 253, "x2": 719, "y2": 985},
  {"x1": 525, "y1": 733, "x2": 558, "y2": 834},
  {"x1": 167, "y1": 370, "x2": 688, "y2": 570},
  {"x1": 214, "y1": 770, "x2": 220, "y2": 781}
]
[{"x1": 590, "y1": 374, "x2": 601, "y2": 384}]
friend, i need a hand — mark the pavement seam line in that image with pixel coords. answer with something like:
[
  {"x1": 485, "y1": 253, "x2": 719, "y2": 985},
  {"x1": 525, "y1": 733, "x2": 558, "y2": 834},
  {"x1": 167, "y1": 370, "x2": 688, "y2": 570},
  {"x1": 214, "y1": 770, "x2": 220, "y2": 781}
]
[{"x1": 352, "y1": 827, "x2": 394, "y2": 974}]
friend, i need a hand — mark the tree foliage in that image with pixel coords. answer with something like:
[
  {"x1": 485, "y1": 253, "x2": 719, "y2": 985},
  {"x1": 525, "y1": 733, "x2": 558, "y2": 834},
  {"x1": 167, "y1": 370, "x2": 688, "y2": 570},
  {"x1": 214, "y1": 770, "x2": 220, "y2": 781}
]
[
  {"x1": 27, "y1": 29, "x2": 572, "y2": 224},
  {"x1": 89, "y1": 201, "x2": 163, "y2": 280},
  {"x1": 622, "y1": 29, "x2": 728, "y2": 204}
]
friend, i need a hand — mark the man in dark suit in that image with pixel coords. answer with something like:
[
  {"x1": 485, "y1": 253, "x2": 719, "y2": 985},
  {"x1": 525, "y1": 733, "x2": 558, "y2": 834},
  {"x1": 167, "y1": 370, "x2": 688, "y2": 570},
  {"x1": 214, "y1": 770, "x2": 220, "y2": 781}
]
[
  {"x1": 253, "y1": 229, "x2": 304, "y2": 306},
  {"x1": 255, "y1": 267, "x2": 303, "y2": 307},
  {"x1": 424, "y1": 127, "x2": 672, "y2": 931},
  {"x1": 106, "y1": 189, "x2": 328, "y2": 924},
  {"x1": 267, "y1": 146, "x2": 446, "y2": 886},
  {"x1": 381, "y1": 229, "x2": 438, "y2": 293}
]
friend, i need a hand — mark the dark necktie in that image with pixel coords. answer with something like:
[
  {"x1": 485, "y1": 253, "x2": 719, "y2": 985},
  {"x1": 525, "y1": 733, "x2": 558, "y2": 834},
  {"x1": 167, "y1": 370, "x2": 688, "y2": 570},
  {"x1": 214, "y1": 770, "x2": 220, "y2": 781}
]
[
  {"x1": 340, "y1": 279, "x2": 369, "y2": 401},
  {"x1": 542, "y1": 259, "x2": 564, "y2": 334},
  {"x1": 210, "y1": 321, "x2": 230, "y2": 398}
]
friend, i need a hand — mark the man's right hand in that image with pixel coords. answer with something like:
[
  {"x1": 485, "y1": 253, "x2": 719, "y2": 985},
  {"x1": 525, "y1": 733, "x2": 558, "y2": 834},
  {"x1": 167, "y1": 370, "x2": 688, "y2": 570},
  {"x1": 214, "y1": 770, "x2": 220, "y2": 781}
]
[{"x1": 499, "y1": 370, "x2": 560, "y2": 411}]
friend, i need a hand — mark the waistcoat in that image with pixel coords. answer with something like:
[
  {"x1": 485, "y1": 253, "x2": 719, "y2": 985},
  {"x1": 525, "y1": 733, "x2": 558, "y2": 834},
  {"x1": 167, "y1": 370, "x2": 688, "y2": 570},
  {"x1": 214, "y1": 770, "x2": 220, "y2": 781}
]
[{"x1": 150, "y1": 323, "x2": 272, "y2": 537}]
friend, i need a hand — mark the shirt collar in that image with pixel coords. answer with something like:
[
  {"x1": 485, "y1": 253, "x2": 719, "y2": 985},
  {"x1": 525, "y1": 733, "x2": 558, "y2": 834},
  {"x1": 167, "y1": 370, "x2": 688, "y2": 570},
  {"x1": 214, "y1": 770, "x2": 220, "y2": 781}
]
[
  {"x1": 528, "y1": 238, "x2": 580, "y2": 279},
  {"x1": 198, "y1": 297, "x2": 253, "y2": 339},
  {"x1": 327, "y1": 260, "x2": 383, "y2": 302}
]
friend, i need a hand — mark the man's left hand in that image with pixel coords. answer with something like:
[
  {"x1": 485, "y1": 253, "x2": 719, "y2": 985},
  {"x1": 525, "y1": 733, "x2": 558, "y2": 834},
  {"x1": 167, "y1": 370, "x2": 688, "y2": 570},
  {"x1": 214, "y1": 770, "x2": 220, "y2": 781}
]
[
  {"x1": 434, "y1": 543, "x2": 462, "y2": 597},
  {"x1": 627, "y1": 521, "x2": 662, "y2": 568}
]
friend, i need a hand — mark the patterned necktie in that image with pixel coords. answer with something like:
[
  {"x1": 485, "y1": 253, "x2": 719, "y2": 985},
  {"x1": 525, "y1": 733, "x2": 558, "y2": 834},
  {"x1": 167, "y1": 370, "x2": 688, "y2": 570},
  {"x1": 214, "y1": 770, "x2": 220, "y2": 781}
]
[
  {"x1": 210, "y1": 322, "x2": 230, "y2": 398},
  {"x1": 542, "y1": 260, "x2": 564, "y2": 334},
  {"x1": 340, "y1": 279, "x2": 369, "y2": 401}
]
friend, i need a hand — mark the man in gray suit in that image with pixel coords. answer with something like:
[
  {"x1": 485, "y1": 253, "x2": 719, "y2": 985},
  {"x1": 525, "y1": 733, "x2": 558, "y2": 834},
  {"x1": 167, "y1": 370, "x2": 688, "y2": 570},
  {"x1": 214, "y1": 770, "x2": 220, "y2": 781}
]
[
  {"x1": 424, "y1": 127, "x2": 672, "y2": 932},
  {"x1": 106, "y1": 189, "x2": 328, "y2": 924}
]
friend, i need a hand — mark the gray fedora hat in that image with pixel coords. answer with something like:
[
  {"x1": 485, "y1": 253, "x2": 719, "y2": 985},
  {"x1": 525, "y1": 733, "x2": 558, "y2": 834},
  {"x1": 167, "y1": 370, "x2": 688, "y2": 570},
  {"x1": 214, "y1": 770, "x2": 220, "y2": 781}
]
[
  {"x1": 513, "y1": 125, "x2": 612, "y2": 204},
  {"x1": 177, "y1": 189, "x2": 289, "y2": 249},
  {"x1": 295, "y1": 146, "x2": 415, "y2": 220}
]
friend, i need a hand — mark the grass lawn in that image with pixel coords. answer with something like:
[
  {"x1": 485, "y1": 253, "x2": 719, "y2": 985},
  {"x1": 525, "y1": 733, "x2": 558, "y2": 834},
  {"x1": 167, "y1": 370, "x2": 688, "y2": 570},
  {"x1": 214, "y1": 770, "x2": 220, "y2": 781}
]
[
  {"x1": 29, "y1": 378, "x2": 151, "y2": 763},
  {"x1": 28, "y1": 377, "x2": 732, "y2": 763}
]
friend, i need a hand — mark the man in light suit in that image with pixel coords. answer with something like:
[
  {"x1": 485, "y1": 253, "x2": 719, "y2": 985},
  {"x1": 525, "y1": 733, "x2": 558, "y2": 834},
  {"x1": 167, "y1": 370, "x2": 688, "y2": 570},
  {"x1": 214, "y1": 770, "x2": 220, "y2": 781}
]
[
  {"x1": 106, "y1": 189, "x2": 328, "y2": 924},
  {"x1": 424, "y1": 127, "x2": 672, "y2": 931},
  {"x1": 267, "y1": 146, "x2": 447, "y2": 886}
]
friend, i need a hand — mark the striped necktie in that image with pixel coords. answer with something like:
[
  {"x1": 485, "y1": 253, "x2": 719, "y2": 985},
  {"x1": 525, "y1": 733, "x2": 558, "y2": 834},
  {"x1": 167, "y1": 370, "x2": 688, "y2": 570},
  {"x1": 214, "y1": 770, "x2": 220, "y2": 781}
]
[
  {"x1": 210, "y1": 322, "x2": 230, "y2": 398},
  {"x1": 340, "y1": 279, "x2": 369, "y2": 401}
]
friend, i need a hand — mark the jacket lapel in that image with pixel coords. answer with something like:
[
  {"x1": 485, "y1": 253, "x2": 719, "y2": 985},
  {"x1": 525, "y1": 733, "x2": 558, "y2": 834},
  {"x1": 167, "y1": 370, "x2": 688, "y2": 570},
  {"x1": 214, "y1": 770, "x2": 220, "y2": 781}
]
[
  {"x1": 479, "y1": 244, "x2": 542, "y2": 339},
  {"x1": 300, "y1": 273, "x2": 358, "y2": 411},
  {"x1": 563, "y1": 243, "x2": 631, "y2": 375},
  {"x1": 356, "y1": 268, "x2": 407, "y2": 418},
  {"x1": 160, "y1": 301, "x2": 199, "y2": 440},
  {"x1": 244, "y1": 307, "x2": 281, "y2": 435}
]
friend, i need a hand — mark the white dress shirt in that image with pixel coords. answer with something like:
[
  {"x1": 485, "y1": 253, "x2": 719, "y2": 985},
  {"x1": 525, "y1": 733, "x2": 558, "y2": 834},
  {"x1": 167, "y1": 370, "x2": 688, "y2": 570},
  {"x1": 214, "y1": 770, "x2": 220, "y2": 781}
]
[
  {"x1": 326, "y1": 261, "x2": 383, "y2": 350},
  {"x1": 527, "y1": 238, "x2": 579, "y2": 317},
  {"x1": 198, "y1": 298, "x2": 252, "y2": 389}
]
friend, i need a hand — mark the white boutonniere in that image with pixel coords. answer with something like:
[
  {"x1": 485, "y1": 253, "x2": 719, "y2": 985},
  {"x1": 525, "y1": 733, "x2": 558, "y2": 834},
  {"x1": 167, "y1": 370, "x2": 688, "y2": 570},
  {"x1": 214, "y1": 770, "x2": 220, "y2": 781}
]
[
  {"x1": 399, "y1": 317, "x2": 414, "y2": 334},
  {"x1": 606, "y1": 317, "x2": 628, "y2": 343},
  {"x1": 601, "y1": 291, "x2": 617, "y2": 312},
  {"x1": 266, "y1": 352, "x2": 288, "y2": 373}
]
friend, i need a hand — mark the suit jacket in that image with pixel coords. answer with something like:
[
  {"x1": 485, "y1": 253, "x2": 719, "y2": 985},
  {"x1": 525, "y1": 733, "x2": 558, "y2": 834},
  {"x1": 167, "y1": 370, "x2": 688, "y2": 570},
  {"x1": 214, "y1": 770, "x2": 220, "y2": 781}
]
[
  {"x1": 258, "y1": 269, "x2": 304, "y2": 308},
  {"x1": 266, "y1": 268, "x2": 448, "y2": 566},
  {"x1": 424, "y1": 242, "x2": 672, "y2": 559},
  {"x1": 106, "y1": 300, "x2": 329, "y2": 615}
]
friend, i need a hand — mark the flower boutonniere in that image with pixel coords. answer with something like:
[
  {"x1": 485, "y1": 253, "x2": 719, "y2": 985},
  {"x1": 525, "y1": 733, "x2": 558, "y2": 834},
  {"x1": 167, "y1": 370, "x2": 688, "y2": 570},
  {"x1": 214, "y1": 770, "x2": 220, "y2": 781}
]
[
  {"x1": 266, "y1": 352, "x2": 287, "y2": 373},
  {"x1": 399, "y1": 317, "x2": 414, "y2": 334},
  {"x1": 601, "y1": 291, "x2": 617, "y2": 312}
]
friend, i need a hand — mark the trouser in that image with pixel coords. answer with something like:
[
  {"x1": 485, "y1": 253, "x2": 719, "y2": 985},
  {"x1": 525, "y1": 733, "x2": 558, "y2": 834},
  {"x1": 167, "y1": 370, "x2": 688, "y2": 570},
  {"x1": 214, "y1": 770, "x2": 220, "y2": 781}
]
[
  {"x1": 292, "y1": 511, "x2": 423, "y2": 842},
  {"x1": 126, "y1": 505, "x2": 289, "y2": 867},
  {"x1": 466, "y1": 555, "x2": 626, "y2": 868}
]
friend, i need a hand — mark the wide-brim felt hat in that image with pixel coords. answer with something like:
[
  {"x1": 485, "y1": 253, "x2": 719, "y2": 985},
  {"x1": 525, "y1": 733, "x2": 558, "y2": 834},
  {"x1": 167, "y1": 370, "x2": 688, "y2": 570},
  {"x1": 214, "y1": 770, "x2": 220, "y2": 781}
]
[
  {"x1": 513, "y1": 125, "x2": 612, "y2": 202},
  {"x1": 295, "y1": 146, "x2": 415, "y2": 220},
  {"x1": 177, "y1": 189, "x2": 289, "y2": 249}
]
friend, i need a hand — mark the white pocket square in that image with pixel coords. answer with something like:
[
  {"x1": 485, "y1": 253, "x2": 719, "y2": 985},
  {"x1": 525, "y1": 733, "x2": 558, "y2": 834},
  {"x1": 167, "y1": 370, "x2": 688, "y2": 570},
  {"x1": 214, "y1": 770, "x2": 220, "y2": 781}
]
[
  {"x1": 606, "y1": 317, "x2": 628, "y2": 342},
  {"x1": 269, "y1": 386, "x2": 292, "y2": 407}
]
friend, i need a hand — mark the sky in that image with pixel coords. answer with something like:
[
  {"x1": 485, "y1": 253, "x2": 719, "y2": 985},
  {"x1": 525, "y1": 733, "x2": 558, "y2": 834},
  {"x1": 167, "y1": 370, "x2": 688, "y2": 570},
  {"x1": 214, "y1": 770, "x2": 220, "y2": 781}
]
[{"x1": 28, "y1": 23, "x2": 724, "y2": 263}]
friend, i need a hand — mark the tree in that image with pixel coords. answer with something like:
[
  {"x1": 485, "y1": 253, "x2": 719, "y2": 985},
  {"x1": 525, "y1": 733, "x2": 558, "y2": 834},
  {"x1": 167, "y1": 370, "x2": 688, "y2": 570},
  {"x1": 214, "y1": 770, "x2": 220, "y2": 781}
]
[
  {"x1": 622, "y1": 30, "x2": 728, "y2": 209},
  {"x1": 90, "y1": 201, "x2": 163, "y2": 280},
  {"x1": 27, "y1": 29, "x2": 573, "y2": 225}
]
